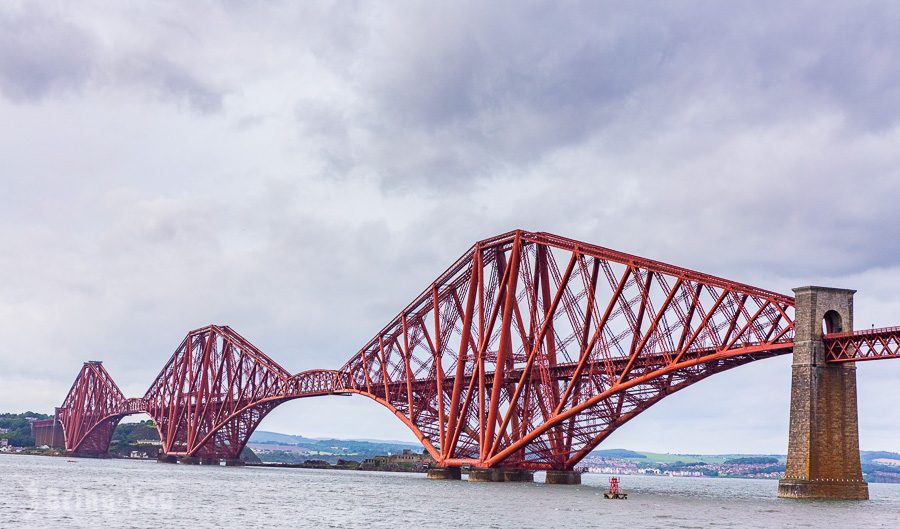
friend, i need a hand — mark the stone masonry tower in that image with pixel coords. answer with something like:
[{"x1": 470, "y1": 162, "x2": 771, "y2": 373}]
[{"x1": 778, "y1": 286, "x2": 868, "y2": 500}]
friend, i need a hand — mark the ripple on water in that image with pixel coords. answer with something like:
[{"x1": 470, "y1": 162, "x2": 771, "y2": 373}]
[{"x1": 2, "y1": 456, "x2": 899, "y2": 528}]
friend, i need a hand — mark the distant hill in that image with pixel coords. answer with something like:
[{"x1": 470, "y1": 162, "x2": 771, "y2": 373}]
[
  {"x1": 591, "y1": 450, "x2": 898, "y2": 465},
  {"x1": 250, "y1": 431, "x2": 314, "y2": 445},
  {"x1": 593, "y1": 449, "x2": 646, "y2": 459},
  {"x1": 247, "y1": 431, "x2": 897, "y2": 465},
  {"x1": 250, "y1": 430, "x2": 420, "y2": 447},
  {"x1": 861, "y1": 451, "x2": 900, "y2": 463},
  {"x1": 242, "y1": 429, "x2": 900, "y2": 478},
  {"x1": 583, "y1": 449, "x2": 899, "y2": 483},
  {"x1": 247, "y1": 431, "x2": 424, "y2": 464}
]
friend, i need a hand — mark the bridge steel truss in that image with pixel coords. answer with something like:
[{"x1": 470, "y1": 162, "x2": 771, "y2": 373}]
[
  {"x1": 336, "y1": 231, "x2": 796, "y2": 470},
  {"x1": 825, "y1": 326, "x2": 900, "y2": 362},
  {"x1": 141, "y1": 325, "x2": 338, "y2": 460},
  {"x1": 53, "y1": 230, "x2": 897, "y2": 470},
  {"x1": 56, "y1": 361, "x2": 142, "y2": 456}
]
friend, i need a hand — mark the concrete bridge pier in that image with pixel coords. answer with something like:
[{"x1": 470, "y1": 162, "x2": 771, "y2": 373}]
[
  {"x1": 778, "y1": 286, "x2": 868, "y2": 500},
  {"x1": 426, "y1": 467, "x2": 462, "y2": 480},
  {"x1": 545, "y1": 470, "x2": 581, "y2": 485},
  {"x1": 468, "y1": 467, "x2": 505, "y2": 482},
  {"x1": 502, "y1": 469, "x2": 535, "y2": 482},
  {"x1": 427, "y1": 467, "x2": 462, "y2": 480},
  {"x1": 465, "y1": 467, "x2": 535, "y2": 482}
]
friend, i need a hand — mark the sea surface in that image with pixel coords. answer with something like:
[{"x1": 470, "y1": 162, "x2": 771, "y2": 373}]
[{"x1": 1, "y1": 454, "x2": 898, "y2": 528}]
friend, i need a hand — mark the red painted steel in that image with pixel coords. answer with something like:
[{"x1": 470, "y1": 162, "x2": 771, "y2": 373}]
[
  {"x1": 53, "y1": 230, "x2": 897, "y2": 468},
  {"x1": 57, "y1": 362, "x2": 133, "y2": 455},
  {"x1": 334, "y1": 230, "x2": 796, "y2": 469},
  {"x1": 141, "y1": 325, "x2": 343, "y2": 460},
  {"x1": 825, "y1": 326, "x2": 900, "y2": 362}
]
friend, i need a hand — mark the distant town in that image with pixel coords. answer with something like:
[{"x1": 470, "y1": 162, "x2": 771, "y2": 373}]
[{"x1": 3, "y1": 412, "x2": 899, "y2": 483}]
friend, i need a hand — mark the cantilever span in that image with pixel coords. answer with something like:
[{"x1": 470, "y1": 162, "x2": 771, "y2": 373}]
[
  {"x1": 57, "y1": 325, "x2": 342, "y2": 459},
  {"x1": 51, "y1": 230, "x2": 899, "y2": 476}
]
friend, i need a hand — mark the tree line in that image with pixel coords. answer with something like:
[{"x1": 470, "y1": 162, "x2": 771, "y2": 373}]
[{"x1": 0, "y1": 412, "x2": 52, "y2": 447}]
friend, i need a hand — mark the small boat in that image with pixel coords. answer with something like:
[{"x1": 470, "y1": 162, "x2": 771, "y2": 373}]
[{"x1": 603, "y1": 476, "x2": 627, "y2": 499}]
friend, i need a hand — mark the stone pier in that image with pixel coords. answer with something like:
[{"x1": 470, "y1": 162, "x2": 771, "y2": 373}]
[
  {"x1": 468, "y1": 467, "x2": 505, "y2": 482},
  {"x1": 464, "y1": 468, "x2": 534, "y2": 482},
  {"x1": 778, "y1": 286, "x2": 868, "y2": 500},
  {"x1": 502, "y1": 469, "x2": 534, "y2": 482},
  {"x1": 426, "y1": 467, "x2": 462, "y2": 480},
  {"x1": 545, "y1": 470, "x2": 581, "y2": 485}
]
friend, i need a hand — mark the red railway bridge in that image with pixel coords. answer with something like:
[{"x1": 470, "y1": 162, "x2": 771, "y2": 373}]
[{"x1": 45, "y1": 230, "x2": 900, "y2": 499}]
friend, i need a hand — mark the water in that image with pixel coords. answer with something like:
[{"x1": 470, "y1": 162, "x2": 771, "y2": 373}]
[{"x1": 2, "y1": 455, "x2": 899, "y2": 528}]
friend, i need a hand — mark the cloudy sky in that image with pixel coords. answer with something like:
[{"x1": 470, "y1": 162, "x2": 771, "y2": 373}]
[{"x1": 2, "y1": 1, "x2": 899, "y2": 454}]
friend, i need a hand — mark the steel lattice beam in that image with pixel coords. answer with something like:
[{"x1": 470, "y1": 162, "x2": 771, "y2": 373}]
[
  {"x1": 53, "y1": 229, "x2": 900, "y2": 468},
  {"x1": 825, "y1": 326, "x2": 900, "y2": 362},
  {"x1": 335, "y1": 230, "x2": 797, "y2": 469},
  {"x1": 57, "y1": 362, "x2": 132, "y2": 455}
]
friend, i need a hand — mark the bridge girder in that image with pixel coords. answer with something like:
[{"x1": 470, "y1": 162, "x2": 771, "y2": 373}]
[{"x1": 54, "y1": 230, "x2": 896, "y2": 469}]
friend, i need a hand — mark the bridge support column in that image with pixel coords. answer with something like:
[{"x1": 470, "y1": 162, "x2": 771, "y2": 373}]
[
  {"x1": 468, "y1": 467, "x2": 505, "y2": 482},
  {"x1": 179, "y1": 456, "x2": 200, "y2": 465},
  {"x1": 157, "y1": 454, "x2": 177, "y2": 464},
  {"x1": 426, "y1": 467, "x2": 461, "y2": 480},
  {"x1": 502, "y1": 469, "x2": 534, "y2": 482},
  {"x1": 545, "y1": 470, "x2": 581, "y2": 485},
  {"x1": 223, "y1": 458, "x2": 245, "y2": 466},
  {"x1": 778, "y1": 286, "x2": 868, "y2": 500}
]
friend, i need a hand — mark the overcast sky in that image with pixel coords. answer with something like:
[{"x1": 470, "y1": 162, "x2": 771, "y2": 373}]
[{"x1": 1, "y1": 1, "x2": 899, "y2": 454}]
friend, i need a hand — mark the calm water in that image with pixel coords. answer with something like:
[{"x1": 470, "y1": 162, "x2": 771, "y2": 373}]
[{"x1": 2, "y1": 455, "x2": 899, "y2": 528}]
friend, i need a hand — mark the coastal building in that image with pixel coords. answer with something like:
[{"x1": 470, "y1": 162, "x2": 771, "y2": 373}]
[{"x1": 360, "y1": 449, "x2": 434, "y2": 471}]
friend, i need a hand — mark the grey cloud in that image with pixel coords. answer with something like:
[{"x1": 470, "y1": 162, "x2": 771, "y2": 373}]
[
  {"x1": 0, "y1": 5, "x2": 96, "y2": 102},
  {"x1": 282, "y1": 1, "x2": 900, "y2": 277},
  {"x1": 291, "y1": 2, "x2": 900, "y2": 193},
  {"x1": 0, "y1": 4, "x2": 226, "y2": 113},
  {"x1": 804, "y1": 17, "x2": 900, "y2": 130},
  {"x1": 116, "y1": 54, "x2": 224, "y2": 114},
  {"x1": 342, "y1": 4, "x2": 676, "y2": 187},
  {"x1": 2, "y1": 1, "x2": 900, "y2": 448}
]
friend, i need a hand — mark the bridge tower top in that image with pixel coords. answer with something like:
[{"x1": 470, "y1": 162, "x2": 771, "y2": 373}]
[{"x1": 791, "y1": 286, "x2": 855, "y2": 362}]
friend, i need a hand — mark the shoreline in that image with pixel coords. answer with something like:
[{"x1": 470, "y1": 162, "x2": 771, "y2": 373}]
[{"x1": 6, "y1": 450, "x2": 900, "y2": 484}]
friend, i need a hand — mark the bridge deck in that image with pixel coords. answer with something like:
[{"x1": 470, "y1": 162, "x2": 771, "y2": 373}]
[{"x1": 825, "y1": 326, "x2": 900, "y2": 362}]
